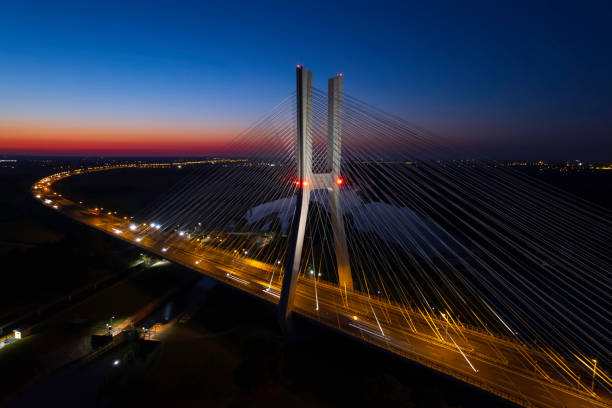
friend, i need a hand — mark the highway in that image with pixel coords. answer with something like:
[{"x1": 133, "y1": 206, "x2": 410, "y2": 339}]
[{"x1": 32, "y1": 167, "x2": 612, "y2": 408}]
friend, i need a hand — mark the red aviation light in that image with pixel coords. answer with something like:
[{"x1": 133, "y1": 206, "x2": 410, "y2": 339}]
[
  {"x1": 336, "y1": 177, "x2": 344, "y2": 186},
  {"x1": 294, "y1": 179, "x2": 309, "y2": 187}
]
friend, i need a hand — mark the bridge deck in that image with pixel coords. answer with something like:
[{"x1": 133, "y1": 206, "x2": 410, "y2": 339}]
[{"x1": 32, "y1": 167, "x2": 611, "y2": 408}]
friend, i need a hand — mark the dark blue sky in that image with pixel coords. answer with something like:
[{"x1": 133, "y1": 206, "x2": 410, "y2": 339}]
[{"x1": 1, "y1": 1, "x2": 611, "y2": 158}]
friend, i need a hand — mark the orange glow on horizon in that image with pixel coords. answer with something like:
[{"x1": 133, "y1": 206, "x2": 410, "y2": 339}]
[{"x1": 0, "y1": 120, "x2": 242, "y2": 156}]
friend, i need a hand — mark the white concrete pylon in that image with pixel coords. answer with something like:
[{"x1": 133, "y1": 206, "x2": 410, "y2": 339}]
[
  {"x1": 279, "y1": 66, "x2": 353, "y2": 324},
  {"x1": 279, "y1": 65, "x2": 312, "y2": 322},
  {"x1": 326, "y1": 74, "x2": 353, "y2": 291}
]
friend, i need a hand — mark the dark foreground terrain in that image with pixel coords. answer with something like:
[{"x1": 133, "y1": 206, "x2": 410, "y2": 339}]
[{"x1": 1, "y1": 158, "x2": 610, "y2": 408}]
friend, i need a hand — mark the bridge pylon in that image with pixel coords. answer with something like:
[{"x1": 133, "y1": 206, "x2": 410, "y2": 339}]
[{"x1": 279, "y1": 65, "x2": 353, "y2": 325}]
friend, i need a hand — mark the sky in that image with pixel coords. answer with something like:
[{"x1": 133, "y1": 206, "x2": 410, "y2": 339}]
[{"x1": 1, "y1": 1, "x2": 611, "y2": 159}]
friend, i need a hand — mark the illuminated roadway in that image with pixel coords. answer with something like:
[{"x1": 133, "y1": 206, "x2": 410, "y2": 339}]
[{"x1": 32, "y1": 166, "x2": 611, "y2": 408}]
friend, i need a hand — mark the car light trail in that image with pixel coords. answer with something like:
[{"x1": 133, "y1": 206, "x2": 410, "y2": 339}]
[
  {"x1": 263, "y1": 288, "x2": 280, "y2": 298},
  {"x1": 348, "y1": 322, "x2": 386, "y2": 339},
  {"x1": 369, "y1": 301, "x2": 385, "y2": 337},
  {"x1": 314, "y1": 275, "x2": 319, "y2": 311},
  {"x1": 267, "y1": 271, "x2": 275, "y2": 290},
  {"x1": 448, "y1": 334, "x2": 478, "y2": 373},
  {"x1": 225, "y1": 273, "x2": 249, "y2": 285}
]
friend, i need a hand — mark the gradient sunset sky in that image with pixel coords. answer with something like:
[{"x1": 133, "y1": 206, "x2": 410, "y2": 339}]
[{"x1": 1, "y1": 1, "x2": 611, "y2": 159}]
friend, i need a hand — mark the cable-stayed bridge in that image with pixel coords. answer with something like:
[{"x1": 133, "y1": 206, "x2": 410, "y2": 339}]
[{"x1": 33, "y1": 66, "x2": 611, "y2": 408}]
